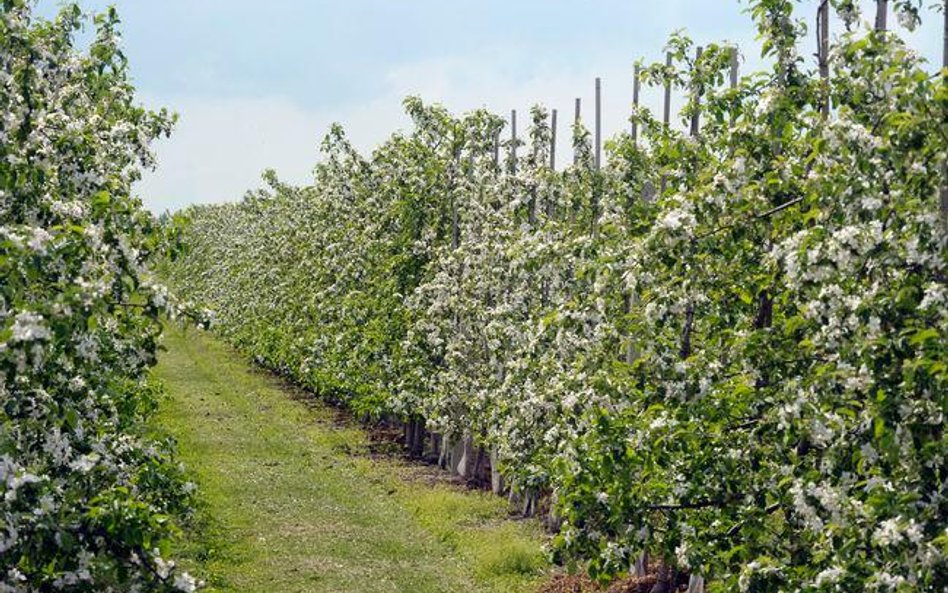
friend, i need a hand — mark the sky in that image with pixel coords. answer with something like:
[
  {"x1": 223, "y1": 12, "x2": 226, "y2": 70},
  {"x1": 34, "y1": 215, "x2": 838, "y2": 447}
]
[{"x1": 34, "y1": 0, "x2": 946, "y2": 213}]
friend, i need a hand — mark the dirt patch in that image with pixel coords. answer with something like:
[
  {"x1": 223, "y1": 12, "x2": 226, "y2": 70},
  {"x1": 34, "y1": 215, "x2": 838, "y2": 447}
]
[
  {"x1": 539, "y1": 567, "x2": 687, "y2": 593},
  {"x1": 538, "y1": 574, "x2": 599, "y2": 593},
  {"x1": 605, "y1": 574, "x2": 661, "y2": 593}
]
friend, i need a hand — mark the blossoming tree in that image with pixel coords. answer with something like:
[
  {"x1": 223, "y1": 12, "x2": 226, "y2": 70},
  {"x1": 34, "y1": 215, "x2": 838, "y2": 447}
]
[{"x1": 1, "y1": 2, "x2": 197, "y2": 590}]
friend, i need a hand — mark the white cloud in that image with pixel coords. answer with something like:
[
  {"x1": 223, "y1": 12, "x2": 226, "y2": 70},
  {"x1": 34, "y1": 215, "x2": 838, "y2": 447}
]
[
  {"x1": 136, "y1": 95, "x2": 328, "y2": 213},
  {"x1": 135, "y1": 0, "x2": 942, "y2": 214}
]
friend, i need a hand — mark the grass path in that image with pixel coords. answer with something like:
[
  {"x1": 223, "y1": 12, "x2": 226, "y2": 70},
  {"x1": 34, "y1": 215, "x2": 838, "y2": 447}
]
[{"x1": 153, "y1": 326, "x2": 548, "y2": 593}]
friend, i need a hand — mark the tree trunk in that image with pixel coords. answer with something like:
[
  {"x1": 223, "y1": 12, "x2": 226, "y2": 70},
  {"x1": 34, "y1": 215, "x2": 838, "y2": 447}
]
[
  {"x1": 452, "y1": 433, "x2": 473, "y2": 477},
  {"x1": 633, "y1": 551, "x2": 649, "y2": 577},
  {"x1": 439, "y1": 433, "x2": 451, "y2": 470},
  {"x1": 680, "y1": 303, "x2": 695, "y2": 359},
  {"x1": 490, "y1": 447, "x2": 505, "y2": 494},
  {"x1": 686, "y1": 574, "x2": 705, "y2": 593},
  {"x1": 431, "y1": 432, "x2": 442, "y2": 463},
  {"x1": 649, "y1": 565, "x2": 677, "y2": 593},
  {"x1": 409, "y1": 416, "x2": 425, "y2": 458}
]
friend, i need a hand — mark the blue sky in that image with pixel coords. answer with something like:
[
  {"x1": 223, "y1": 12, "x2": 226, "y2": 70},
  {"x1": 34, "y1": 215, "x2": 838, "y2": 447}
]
[{"x1": 35, "y1": 1, "x2": 945, "y2": 212}]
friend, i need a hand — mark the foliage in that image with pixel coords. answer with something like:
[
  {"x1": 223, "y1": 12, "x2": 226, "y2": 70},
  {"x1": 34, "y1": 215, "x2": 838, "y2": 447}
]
[
  {"x1": 1, "y1": 2, "x2": 198, "y2": 590},
  {"x1": 168, "y1": 1, "x2": 947, "y2": 590}
]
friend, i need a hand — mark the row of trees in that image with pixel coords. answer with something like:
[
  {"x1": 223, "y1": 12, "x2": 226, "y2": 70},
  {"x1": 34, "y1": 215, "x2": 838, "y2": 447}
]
[
  {"x1": 1, "y1": 2, "x2": 198, "y2": 591},
  {"x1": 168, "y1": 0, "x2": 946, "y2": 590}
]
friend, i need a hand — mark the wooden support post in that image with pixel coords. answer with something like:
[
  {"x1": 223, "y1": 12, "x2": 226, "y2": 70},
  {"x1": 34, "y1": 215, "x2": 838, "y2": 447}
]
[
  {"x1": 550, "y1": 108, "x2": 557, "y2": 170},
  {"x1": 690, "y1": 46, "x2": 703, "y2": 138},
  {"x1": 549, "y1": 109, "x2": 558, "y2": 218},
  {"x1": 451, "y1": 143, "x2": 461, "y2": 250},
  {"x1": 632, "y1": 64, "x2": 640, "y2": 143},
  {"x1": 663, "y1": 52, "x2": 672, "y2": 126},
  {"x1": 623, "y1": 293, "x2": 635, "y2": 364},
  {"x1": 493, "y1": 128, "x2": 500, "y2": 168},
  {"x1": 661, "y1": 52, "x2": 672, "y2": 196},
  {"x1": 730, "y1": 47, "x2": 739, "y2": 89},
  {"x1": 510, "y1": 109, "x2": 518, "y2": 174},
  {"x1": 632, "y1": 63, "x2": 651, "y2": 201},
  {"x1": 573, "y1": 97, "x2": 581, "y2": 166},
  {"x1": 680, "y1": 44, "x2": 702, "y2": 364},
  {"x1": 570, "y1": 98, "x2": 581, "y2": 223},
  {"x1": 593, "y1": 78, "x2": 602, "y2": 235},
  {"x1": 818, "y1": 0, "x2": 830, "y2": 117},
  {"x1": 594, "y1": 77, "x2": 602, "y2": 170},
  {"x1": 451, "y1": 194, "x2": 459, "y2": 249},
  {"x1": 942, "y1": 0, "x2": 948, "y2": 219},
  {"x1": 728, "y1": 47, "x2": 740, "y2": 152},
  {"x1": 875, "y1": 0, "x2": 888, "y2": 31}
]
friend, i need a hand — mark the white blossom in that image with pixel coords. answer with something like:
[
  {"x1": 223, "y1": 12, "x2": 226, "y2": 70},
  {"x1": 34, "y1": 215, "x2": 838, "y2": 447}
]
[{"x1": 10, "y1": 312, "x2": 51, "y2": 342}]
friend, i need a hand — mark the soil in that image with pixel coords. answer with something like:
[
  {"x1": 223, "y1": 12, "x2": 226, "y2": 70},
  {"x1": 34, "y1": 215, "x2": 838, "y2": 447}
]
[{"x1": 537, "y1": 573, "x2": 666, "y2": 593}]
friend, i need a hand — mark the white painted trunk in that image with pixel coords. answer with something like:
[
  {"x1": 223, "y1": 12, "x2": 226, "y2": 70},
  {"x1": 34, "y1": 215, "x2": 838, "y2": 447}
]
[
  {"x1": 490, "y1": 447, "x2": 504, "y2": 494},
  {"x1": 454, "y1": 433, "x2": 474, "y2": 477},
  {"x1": 686, "y1": 574, "x2": 704, "y2": 593},
  {"x1": 633, "y1": 551, "x2": 649, "y2": 577},
  {"x1": 439, "y1": 433, "x2": 451, "y2": 470}
]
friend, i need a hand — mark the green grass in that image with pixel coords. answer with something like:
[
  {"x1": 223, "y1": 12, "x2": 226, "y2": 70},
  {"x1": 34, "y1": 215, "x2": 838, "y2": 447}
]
[{"x1": 153, "y1": 326, "x2": 549, "y2": 593}]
